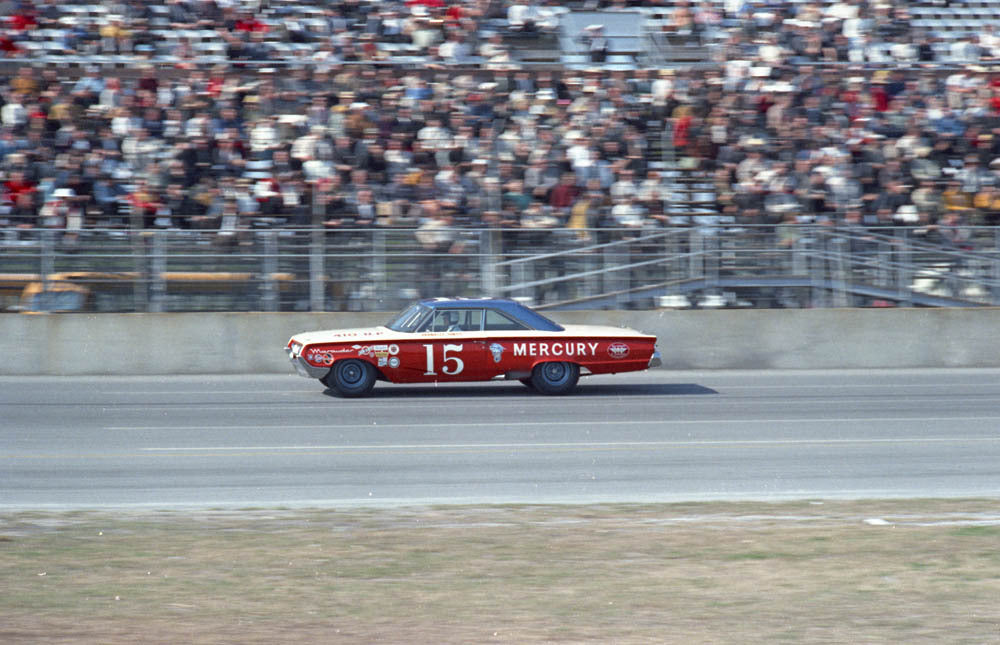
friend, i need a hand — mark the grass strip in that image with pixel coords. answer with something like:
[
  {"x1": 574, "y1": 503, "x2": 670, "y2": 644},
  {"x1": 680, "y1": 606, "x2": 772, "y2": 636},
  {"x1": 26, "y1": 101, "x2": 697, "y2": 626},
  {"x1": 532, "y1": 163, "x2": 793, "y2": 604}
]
[{"x1": 2, "y1": 499, "x2": 999, "y2": 644}]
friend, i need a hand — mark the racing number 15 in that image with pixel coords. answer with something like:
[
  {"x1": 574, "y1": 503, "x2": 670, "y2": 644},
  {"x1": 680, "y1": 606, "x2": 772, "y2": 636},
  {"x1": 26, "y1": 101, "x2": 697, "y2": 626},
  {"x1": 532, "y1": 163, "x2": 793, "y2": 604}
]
[{"x1": 423, "y1": 343, "x2": 464, "y2": 376}]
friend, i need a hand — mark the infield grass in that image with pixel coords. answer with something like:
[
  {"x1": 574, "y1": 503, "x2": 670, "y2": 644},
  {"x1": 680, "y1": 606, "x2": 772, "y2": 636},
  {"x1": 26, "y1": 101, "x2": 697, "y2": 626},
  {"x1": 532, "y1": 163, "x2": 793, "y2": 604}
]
[{"x1": 2, "y1": 500, "x2": 999, "y2": 644}]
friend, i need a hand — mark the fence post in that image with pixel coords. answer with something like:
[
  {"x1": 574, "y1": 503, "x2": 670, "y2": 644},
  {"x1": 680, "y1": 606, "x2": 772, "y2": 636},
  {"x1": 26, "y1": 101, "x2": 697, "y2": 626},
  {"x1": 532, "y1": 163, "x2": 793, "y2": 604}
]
[
  {"x1": 688, "y1": 228, "x2": 703, "y2": 280},
  {"x1": 511, "y1": 258, "x2": 533, "y2": 303},
  {"x1": 896, "y1": 228, "x2": 913, "y2": 307},
  {"x1": 603, "y1": 237, "x2": 628, "y2": 308},
  {"x1": 808, "y1": 236, "x2": 827, "y2": 307},
  {"x1": 791, "y1": 237, "x2": 807, "y2": 276},
  {"x1": 584, "y1": 230, "x2": 600, "y2": 297},
  {"x1": 131, "y1": 230, "x2": 149, "y2": 313},
  {"x1": 876, "y1": 239, "x2": 890, "y2": 288},
  {"x1": 149, "y1": 232, "x2": 166, "y2": 313},
  {"x1": 372, "y1": 228, "x2": 386, "y2": 307},
  {"x1": 40, "y1": 229, "x2": 55, "y2": 294},
  {"x1": 994, "y1": 228, "x2": 1000, "y2": 306},
  {"x1": 830, "y1": 237, "x2": 849, "y2": 308},
  {"x1": 479, "y1": 229, "x2": 499, "y2": 297},
  {"x1": 704, "y1": 232, "x2": 719, "y2": 288},
  {"x1": 261, "y1": 230, "x2": 279, "y2": 312},
  {"x1": 309, "y1": 227, "x2": 324, "y2": 312},
  {"x1": 661, "y1": 229, "x2": 676, "y2": 283}
]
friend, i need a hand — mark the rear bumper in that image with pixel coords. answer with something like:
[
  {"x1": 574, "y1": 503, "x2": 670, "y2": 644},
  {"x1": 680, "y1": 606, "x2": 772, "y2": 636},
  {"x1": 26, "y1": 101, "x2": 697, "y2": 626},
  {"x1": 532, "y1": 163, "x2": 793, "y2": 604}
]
[{"x1": 648, "y1": 350, "x2": 662, "y2": 369}]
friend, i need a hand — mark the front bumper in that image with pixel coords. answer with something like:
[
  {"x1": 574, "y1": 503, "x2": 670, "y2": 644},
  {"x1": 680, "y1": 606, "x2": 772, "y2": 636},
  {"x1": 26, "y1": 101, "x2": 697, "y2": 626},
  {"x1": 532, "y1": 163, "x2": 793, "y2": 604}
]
[
  {"x1": 648, "y1": 350, "x2": 662, "y2": 369},
  {"x1": 286, "y1": 347, "x2": 332, "y2": 379}
]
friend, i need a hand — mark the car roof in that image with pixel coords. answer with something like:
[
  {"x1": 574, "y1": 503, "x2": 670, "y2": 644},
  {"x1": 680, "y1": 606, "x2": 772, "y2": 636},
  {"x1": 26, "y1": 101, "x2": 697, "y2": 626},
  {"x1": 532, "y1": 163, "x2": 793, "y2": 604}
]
[{"x1": 419, "y1": 298, "x2": 564, "y2": 331}]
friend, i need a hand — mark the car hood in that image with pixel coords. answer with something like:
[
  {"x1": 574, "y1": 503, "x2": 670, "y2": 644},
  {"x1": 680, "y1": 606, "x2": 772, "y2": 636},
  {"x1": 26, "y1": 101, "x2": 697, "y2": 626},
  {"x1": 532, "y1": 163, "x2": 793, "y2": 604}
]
[{"x1": 290, "y1": 326, "x2": 395, "y2": 346}]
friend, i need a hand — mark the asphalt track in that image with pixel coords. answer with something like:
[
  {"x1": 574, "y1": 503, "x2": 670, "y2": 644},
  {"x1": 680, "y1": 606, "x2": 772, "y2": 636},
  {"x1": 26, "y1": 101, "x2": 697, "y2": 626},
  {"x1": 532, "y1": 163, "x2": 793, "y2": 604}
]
[{"x1": 2, "y1": 369, "x2": 1000, "y2": 509}]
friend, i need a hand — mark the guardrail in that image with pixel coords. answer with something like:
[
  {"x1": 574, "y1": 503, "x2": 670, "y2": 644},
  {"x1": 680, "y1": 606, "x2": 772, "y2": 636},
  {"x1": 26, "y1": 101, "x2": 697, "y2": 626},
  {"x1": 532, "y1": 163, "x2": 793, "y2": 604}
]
[{"x1": 2, "y1": 225, "x2": 998, "y2": 312}]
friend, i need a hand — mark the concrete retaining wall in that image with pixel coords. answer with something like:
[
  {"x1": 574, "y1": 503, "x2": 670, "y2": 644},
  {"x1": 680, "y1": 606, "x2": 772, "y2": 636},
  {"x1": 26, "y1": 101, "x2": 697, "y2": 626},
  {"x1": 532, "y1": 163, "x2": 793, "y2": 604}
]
[{"x1": 2, "y1": 308, "x2": 999, "y2": 375}]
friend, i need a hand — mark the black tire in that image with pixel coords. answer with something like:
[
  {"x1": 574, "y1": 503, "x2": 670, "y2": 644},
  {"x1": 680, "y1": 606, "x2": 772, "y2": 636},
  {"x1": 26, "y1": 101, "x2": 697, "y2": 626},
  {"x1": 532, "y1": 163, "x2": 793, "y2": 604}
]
[
  {"x1": 325, "y1": 359, "x2": 376, "y2": 397},
  {"x1": 530, "y1": 361, "x2": 579, "y2": 395}
]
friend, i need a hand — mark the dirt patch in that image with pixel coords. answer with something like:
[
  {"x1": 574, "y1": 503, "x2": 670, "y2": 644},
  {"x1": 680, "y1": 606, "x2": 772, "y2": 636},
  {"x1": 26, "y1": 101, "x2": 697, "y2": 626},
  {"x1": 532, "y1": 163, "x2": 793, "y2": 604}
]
[{"x1": 2, "y1": 500, "x2": 999, "y2": 644}]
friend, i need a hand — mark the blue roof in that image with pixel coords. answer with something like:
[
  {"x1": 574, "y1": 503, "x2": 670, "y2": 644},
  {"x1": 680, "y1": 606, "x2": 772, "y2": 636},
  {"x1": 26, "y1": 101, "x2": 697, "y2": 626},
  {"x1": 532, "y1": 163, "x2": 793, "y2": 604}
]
[{"x1": 420, "y1": 298, "x2": 564, "y2": 332}]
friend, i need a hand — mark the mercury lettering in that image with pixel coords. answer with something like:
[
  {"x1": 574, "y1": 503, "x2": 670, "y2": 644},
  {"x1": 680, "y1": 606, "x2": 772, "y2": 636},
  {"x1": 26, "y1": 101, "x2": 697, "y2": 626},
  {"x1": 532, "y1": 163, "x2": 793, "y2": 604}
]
[{"x1": 513, "y1": 342, "x2": 599, "y2": 357}]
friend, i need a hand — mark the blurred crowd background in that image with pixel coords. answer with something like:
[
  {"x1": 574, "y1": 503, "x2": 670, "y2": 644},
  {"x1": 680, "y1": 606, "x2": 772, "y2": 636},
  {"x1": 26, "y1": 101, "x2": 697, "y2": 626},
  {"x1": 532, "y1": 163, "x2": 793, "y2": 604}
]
[{"x1": 3, "y1": 0, "x2": 1000, "y2": 250}]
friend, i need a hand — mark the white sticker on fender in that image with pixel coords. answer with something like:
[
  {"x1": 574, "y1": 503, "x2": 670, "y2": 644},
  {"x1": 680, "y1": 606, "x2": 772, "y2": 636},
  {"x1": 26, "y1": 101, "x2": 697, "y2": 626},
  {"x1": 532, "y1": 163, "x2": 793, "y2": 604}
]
[{"x1": 608, "y1": 342, "x2": 630, "y2": 359}]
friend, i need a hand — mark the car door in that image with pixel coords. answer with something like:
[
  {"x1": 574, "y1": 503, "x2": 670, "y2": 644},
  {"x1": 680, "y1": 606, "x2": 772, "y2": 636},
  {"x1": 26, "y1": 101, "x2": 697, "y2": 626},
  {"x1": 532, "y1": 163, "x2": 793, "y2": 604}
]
[
  {"x1": 394, "y1": 308, "x2": 494, "y2": 382},
  {"x1": 478, "y1": 307, "x2": 536, "y2": 377}
]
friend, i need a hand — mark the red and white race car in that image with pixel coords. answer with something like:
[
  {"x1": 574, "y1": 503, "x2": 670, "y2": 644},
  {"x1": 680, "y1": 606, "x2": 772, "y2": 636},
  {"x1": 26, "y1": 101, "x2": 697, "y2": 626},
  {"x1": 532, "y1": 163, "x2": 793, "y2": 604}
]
[{"x1": 286, "y1": 298, "x2": 661, "y2": 396}]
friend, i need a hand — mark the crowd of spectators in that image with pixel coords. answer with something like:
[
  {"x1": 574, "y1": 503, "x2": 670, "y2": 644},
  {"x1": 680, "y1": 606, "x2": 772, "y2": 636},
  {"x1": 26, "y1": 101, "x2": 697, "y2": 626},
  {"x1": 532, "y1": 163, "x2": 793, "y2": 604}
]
[{"x1": 2, "y1": 0, "x2": 1000, "y2": 254}]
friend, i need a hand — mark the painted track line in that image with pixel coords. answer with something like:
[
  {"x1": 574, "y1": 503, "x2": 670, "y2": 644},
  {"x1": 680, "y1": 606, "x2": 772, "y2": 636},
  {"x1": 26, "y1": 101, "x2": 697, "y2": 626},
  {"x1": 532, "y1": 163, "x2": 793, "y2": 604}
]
[{"x1": 106, "y1": 415, "x2": 1000, "y2": 431}]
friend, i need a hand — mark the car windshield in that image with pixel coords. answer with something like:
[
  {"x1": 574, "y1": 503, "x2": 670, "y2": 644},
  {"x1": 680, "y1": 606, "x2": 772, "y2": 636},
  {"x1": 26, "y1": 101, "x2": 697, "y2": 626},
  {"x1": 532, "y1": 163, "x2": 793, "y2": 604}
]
[{"x1": 385, "y1": 303, "x2": 432, "y2": 332}]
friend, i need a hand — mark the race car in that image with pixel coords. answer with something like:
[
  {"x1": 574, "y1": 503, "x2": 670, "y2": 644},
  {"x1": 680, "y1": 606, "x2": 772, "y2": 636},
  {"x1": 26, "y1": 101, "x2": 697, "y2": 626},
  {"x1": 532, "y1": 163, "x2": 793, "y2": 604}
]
[{"x1": 285, "y1": 298, "x2": 661, "y2": 396}]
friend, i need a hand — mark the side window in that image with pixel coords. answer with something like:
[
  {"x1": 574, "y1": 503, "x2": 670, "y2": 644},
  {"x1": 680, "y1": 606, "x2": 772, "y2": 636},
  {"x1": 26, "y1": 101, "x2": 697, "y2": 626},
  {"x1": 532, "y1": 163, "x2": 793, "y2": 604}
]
[
  {"x1": 464, "y1": 309, "x2": 483, "y2": 331},
  {"x1": 484, "y1": 309, "x2": 529, "y2": 331},
  {"x1": 431, "y1": 311, "x2": 453, "y2": 332},
  {"x1": 431, "y1": 309, "x2": 483, "y2": 332}
]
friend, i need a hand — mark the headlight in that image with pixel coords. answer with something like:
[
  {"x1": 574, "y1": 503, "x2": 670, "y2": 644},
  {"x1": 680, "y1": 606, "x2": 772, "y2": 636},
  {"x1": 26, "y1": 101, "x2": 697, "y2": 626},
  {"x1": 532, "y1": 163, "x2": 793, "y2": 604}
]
[{"x1": 289, "y1": 342, "x2": 303, "y2": 358}]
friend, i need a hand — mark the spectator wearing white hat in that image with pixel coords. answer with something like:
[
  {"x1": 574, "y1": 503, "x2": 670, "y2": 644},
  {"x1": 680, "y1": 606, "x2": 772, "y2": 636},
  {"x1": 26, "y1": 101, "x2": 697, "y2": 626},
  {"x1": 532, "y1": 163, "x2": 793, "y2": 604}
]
[
  {"x1": 508, "y1": 2, "x2": 540, "y2": 32},
  {"x1": 579, "y1": 24, "x2": 608, "y2": 63}
]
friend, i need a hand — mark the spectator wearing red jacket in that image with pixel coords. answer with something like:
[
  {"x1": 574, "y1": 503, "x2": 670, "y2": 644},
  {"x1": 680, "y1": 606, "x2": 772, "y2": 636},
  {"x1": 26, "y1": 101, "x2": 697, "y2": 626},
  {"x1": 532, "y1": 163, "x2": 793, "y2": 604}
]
[
  {"x1": 3, "y1": 170, "x2": 35, "y2": 203},
  {"x1": 549, "y1": 173, "x2": 579, "y2": 212}
]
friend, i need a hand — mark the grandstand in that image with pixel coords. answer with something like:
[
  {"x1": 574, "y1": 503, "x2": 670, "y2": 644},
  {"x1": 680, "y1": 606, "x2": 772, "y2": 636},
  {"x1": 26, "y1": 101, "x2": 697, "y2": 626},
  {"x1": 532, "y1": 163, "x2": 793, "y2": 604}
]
[
  {"x1": 5, "y1": 0, "x2": 1000, "y2": 68},
  {"x1": 2, "y1": 1, "x2": 1000, "y2": 312}
]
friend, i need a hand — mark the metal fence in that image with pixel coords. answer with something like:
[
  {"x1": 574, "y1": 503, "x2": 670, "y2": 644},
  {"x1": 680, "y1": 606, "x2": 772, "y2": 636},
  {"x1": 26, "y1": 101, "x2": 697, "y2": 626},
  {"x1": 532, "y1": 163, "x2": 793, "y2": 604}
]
[{"x1": 2, "y1": 225, "x2": 999, "y2": 313}]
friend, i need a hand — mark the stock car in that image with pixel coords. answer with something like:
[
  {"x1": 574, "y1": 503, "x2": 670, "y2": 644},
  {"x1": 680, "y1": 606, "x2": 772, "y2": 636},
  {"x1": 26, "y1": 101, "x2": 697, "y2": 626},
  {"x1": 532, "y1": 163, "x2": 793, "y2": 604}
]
[{"x1": 285, "y1": 298, "x2": 662, "y2": 396}]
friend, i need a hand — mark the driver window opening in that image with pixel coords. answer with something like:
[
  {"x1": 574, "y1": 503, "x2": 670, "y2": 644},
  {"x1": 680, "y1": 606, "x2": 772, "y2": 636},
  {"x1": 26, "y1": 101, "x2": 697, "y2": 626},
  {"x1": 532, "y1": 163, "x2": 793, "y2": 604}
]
[{"x1": 429, "y1": 309, "x2": 484, "y2": 332}]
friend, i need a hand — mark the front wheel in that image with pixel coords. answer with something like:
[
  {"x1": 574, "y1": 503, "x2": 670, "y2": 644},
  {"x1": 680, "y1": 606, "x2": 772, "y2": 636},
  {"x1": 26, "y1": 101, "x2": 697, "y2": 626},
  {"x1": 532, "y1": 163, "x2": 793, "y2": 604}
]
[
  {"x1": 325, "y1": 359, "x2": 376, "y2": 397},
  {"x1": 530, "y1": 361, "x2": 579, "y2": 395}
]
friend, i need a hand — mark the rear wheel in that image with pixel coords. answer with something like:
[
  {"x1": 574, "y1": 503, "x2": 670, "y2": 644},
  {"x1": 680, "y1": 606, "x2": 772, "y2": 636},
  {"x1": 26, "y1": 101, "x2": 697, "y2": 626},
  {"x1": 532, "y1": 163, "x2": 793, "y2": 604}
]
[
  {"x1": 325, "y1": 359, "x2": 376, "y2": 397},
  {"x1": 530, "y1": 361, "x2": 579, "y2": 395}
]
